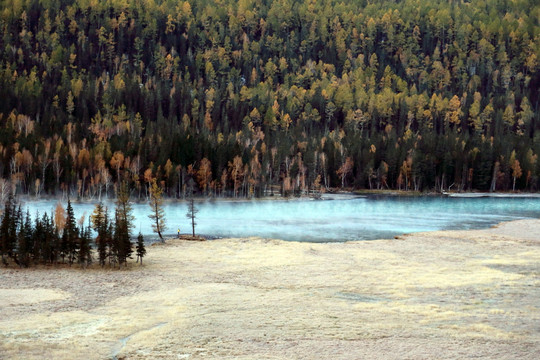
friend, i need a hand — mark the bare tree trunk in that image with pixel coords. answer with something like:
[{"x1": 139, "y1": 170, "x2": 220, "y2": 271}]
[{"x1": 490, "y1": 162, "x2": 499, "y2": 192}]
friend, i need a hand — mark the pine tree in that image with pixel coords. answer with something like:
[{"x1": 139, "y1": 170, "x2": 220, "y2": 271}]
[
  {"x1": 136, "y1": 232, "x2": 146, "y2": 265},
  {"x1": 13, "y1": 206, "x2": 23, "y2": 266},
  {"x1": 91, "y1": 202, "x2": 108, "y2": 267},
  {"x1": 33, "y1": 212, "x2": 44, "y2": 264},
  {"x1": 148, "y1": 179, "x2": 167, "y2": 242},
  {"x1": 112, "y1": 209, "x2": 122, "y2": 267},
  {"x1": 49, "y1": 212, "x2": 60, "y2": 264},
  {"x1": 63, "y1": 200, "x2": 80, "y2": 265},
  {"x1": 78, "y1": 221, "x2": 92, "y2": 268},
  {"x1": 0, "y1": 195, "x2": 17, "y2": 266},
  {"x1": 17, "y1": 210, "x2": 33, "y2": 267},
  {"x1": 186, "y1": 197, "x2": 198, "y2": 237},
  {"x1": 107, "y1": 220, "x2": 115, "y2": 266},
  {"x1": 115, "y1": 182, "x2": 133, "y2": 266}
]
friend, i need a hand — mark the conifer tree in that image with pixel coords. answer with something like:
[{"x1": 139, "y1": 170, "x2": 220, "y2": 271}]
[
  {"x1": 63, "y1": 200, "x2": 80, "y2": 265},
  {"x1": 115, "y1": 182, "x2": 133, "y2": 266},
  {"x1": 136, "y1": 232, "x2": 146, "y2": 265},
  {"x1": 186, "y1": 197, "x2": 198, "y2": 237},
  {"x1": 49, "y1": 212, "x2": 60, "y2": 264},
  {"x1": 148, "y1": 179, "x2": 167, "y2": 242},
  {"x1": 107, "y1": 220, "x2": 115, "y2": 266},
  {"x1": 0, "y1": 195, "x2": 17, "y2": 266},
  {"x1": 17, "y1": 210, "x2": 33, "y2": 267},
  {"x1": 91, "y1": 202, "x2": 109, "y2": 267},
  {"x1": 33, "y1": 212, "x2": 44, "y2": 264},
  {"x1": 78, "y1": 221, "x2": 92, "y2": 268},
  {"x1": 13, "y1": 206, "x2": 23, "y2": 266}
]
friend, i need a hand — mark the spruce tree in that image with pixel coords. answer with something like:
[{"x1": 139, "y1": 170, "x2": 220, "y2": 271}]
[
  {"x1": 107, "y1": 220, "x2": 115, "y2": 266},
  {"x1": 49, "y1": 212, "x2": 60, "y2": 264},
  {"x1": 64, "y1": 200, "x2": 80, "y2": 265},
  {"x1": 17, "y1": 210, "x2": 33, "y2": 267},
  {"x1": 115, "y1": 182, "x2": 134, "y2": 266},
  {"x1": 78, "y1": 221, "x2": 92, "y2": 268},
  {"x1": 0, "y1": 195, "x2": 17, "y2": 266},
  {"x1": 32, "y1": 212, "x2": 43, "y2": 264},
  {"x1": 91, "y1": 203, "x2": 108, "y2": 267},
  {"x1": 136, "y1": 232, "x2": 146, "y2": 265}
]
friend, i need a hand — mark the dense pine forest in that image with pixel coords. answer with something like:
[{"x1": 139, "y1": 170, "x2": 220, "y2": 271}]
[
  {"x1": 0, "y1": 0, "x2": 539, "y2": 200},
  {"x1": 0, "y1": 185, "x2": 147, "y2": 268}
]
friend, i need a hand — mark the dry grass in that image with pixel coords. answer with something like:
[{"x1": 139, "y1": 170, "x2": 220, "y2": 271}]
[{"x1": 1, "y1": 219, "x2": 539, "y2": 359}]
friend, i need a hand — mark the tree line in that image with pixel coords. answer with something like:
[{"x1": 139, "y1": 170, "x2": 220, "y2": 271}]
[
  {"x1": 0, "y1": 0, "x2": 539, "y2": 199},
  {"x1": 0, "y1": 183, "x2": 147, "y2": 268}
]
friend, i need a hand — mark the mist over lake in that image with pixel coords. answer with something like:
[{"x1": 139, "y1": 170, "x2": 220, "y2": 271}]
[{"x1": 18, "y1": 196, "x2": 540, "y2": 242}]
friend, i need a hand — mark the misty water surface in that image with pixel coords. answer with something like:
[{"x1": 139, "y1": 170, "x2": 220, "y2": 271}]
[{"x1": 19, "y1": 196, "x2": 540, "y2": 242}]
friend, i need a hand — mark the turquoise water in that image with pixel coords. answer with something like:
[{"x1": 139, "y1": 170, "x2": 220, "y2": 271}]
[{"x1": 20, "y1": 195, "x2": 540, "y2": 242}]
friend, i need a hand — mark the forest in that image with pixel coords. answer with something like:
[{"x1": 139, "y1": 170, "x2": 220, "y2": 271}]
[
  {"x1": 0, "y1": 0, "x2": 539, "y2": 200},
  {"x1": 0, "y1": 183, "x2": 147, "y2": 268}
]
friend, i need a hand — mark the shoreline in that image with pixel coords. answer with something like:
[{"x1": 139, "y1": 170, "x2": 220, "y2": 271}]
[
  {"x1": 11, "y1": 189, "x2": 540, "y2": 205},
  {"x1": 13, "y1": 193, "x2": 540, "y2": 243},
  {"x1": 1, "y1": 219, "x2": 539, "y2": 359}
]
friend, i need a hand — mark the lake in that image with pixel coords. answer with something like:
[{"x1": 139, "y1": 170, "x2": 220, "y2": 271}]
[{"x1": 18, "y1": 195, "x2": 540, "y2": 242}]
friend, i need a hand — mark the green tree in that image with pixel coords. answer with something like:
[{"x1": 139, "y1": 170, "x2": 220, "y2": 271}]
[
  {"x1": 136, "y1": 232, "x2": 146, "y2": 265},
  {"x1": 1, "y1": 195, "x2": 18, "y2": 266},
  {"x1": 63, "y1": 200, "x2": 79, "y2": 265},
  {"x1": 17, "y1": 209, "x2": 33, "y2": 267},
  {"x1": 115, "y1": 181, "x2": 134, "y2": 266},
  {"x1": 91, "y1": 202, "x2": 109, "y2": 267},
  {"x1": 78, "y1": 221, "x2": 92, "y2": 267}
]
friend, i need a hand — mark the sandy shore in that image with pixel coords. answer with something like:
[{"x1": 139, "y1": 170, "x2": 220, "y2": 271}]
[{"x1": 1, "y1": 220, "x2": 539, "y2": 359}]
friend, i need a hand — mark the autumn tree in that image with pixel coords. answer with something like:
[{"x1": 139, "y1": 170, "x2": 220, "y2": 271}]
[
  {"x1": 510, "y1": 151, "x2": 523, "y2": 191},
  {"x1": 196, "y1": 158, "x2": 212, "y2": 196},
  {"x1": 148, "y1": 179, "x2": 166, "y2": 242},
  {"x1": 186, "y1": 197, "x2": 199, "y2": 237},
  {"x1": 0, "y1": 0, "x2": 539, "y2": 196},
  {"x1": 336, "y1": 157, "x2": 354, "y2": 188}
]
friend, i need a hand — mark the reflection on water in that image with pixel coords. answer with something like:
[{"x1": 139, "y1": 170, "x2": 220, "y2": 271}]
[{"x1": 19, "y1": 196, "x2": 540, "y2": 242}]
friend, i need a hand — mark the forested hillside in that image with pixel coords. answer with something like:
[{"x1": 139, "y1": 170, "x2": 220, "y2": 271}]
[{"x1": 0, "y1": 0, "x2": 539, "y2": 199}]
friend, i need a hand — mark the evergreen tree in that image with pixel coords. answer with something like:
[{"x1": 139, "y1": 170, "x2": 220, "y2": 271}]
[
  {"x1": 91, "y1": 202, "x2": 109, "y2": 267},
  {"x1": 136, "y1": 232, "x2": 146, "y2": 265},
  {"x1": 0, "y1": 195, "x2": 17, "y2": 266},
  {"x1": 49, "y1": 212, "x2": 61, "y2": 264},
  {"x1": 33, "y1": 212, "x2": 44, "y2": 264},
  {"x1": 115, "y1": 182, "x2": 134, "y2": 266},
  {"x1": 78, "y1": 221, "x2": 92, "y2": 268},
  {"x1": 63, "y1": 200, "x2": 80, "y2": 265},
  {"x1": 17, "y1": 210, "x2": 33, "y2": 267}
]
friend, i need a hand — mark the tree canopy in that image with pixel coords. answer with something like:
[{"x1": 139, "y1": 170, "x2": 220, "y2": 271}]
[{"x1": 0, "y1": 0, "x2": 539, "y2": 196}]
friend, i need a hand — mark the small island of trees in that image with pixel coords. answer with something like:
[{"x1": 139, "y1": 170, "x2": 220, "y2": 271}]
[{"x1": 0, "y1": 186, "x2": 149, "y2": 269}]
